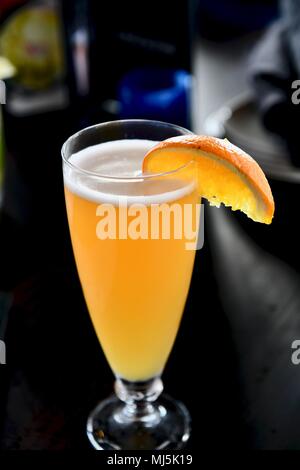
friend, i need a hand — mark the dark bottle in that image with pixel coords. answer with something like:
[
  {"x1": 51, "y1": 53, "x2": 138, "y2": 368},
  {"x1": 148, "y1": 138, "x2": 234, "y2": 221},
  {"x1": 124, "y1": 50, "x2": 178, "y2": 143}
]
[{"x1": 62, "y1": 0, "x2": 196, "y2": 127}]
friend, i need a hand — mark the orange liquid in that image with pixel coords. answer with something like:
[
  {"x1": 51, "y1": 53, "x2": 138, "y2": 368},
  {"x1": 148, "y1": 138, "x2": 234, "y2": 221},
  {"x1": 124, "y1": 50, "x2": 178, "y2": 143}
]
[{"x1": 64, "y1": 141, "x2": 198, "y2": 381}]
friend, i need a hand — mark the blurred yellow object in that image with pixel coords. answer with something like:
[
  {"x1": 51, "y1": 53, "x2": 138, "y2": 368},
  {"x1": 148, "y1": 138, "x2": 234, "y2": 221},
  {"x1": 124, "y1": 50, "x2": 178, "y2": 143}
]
[
  {"x1": 0, "y1": 6, "x2": 63, "y2": 89},
  {"x1": 0, "y1": 56, "x2": 15, "y2": 80}
]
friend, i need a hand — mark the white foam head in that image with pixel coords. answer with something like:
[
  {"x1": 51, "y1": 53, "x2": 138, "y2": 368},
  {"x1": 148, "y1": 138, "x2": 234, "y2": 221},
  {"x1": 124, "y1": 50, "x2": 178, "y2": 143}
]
[{"x1": 63, "y1": 139, "x2": 194, "y2": 205}]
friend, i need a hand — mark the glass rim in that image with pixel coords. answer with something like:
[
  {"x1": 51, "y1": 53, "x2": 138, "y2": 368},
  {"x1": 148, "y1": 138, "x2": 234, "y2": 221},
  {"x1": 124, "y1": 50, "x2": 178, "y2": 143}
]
[{"x1": 61, "y1": 119, "x2": 194, "y2": 181}]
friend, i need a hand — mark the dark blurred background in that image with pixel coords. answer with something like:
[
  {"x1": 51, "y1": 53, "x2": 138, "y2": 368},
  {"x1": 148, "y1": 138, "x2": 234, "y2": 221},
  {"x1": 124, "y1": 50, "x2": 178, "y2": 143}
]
[{"x1": 2, "y1": 0, "x2": 300, "y2": 452}]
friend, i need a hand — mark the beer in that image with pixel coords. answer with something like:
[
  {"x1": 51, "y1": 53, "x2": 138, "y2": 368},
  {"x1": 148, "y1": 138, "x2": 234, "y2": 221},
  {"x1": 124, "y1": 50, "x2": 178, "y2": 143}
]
[{"x1": 64, "y1": 139, "x2": 198, "y2": 381}]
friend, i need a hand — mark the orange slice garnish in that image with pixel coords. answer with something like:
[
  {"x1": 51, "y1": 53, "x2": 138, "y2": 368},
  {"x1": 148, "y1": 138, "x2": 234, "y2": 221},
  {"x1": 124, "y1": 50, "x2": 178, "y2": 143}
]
[{"x1": 143, "y1": 135, "x2": 274, "y2": 224}]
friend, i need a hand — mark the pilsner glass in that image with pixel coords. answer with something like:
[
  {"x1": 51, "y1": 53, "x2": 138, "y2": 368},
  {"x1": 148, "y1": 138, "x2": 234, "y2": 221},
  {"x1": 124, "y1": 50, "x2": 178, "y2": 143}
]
[{"x1": 62, "y1": 120, "x2": 199, "y2": 450}]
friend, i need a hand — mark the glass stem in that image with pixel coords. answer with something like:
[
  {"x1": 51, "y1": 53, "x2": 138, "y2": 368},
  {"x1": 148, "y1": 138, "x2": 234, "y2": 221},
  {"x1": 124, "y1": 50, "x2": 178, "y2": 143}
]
[{"x1": 114, "y1": 377, "x2": 164, "y2": 424}]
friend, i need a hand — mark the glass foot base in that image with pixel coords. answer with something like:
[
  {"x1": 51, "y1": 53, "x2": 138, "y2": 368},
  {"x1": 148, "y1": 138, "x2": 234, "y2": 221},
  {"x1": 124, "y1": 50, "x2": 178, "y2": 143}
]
[{"x1": 87, "y1": 394, "x2": 191, "y2": 450}]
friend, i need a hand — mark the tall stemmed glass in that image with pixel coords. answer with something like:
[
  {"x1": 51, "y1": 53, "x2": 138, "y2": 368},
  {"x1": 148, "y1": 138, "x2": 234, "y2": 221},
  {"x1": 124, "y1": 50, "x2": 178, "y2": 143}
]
[{"x1": 62, "y1": 120, "x2": 199, "y2": 450}]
